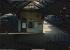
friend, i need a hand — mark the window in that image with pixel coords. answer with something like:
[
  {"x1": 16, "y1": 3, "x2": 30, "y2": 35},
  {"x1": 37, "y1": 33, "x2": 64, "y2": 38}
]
[{"x1": 28, "y1": 22, "x2": 33, "y2": 28}]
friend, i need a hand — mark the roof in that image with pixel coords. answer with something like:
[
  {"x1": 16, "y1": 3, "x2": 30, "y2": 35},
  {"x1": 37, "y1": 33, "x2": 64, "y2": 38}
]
[
  {"x1": 0, "y1": 0, "x2": 70, "y2": 15},
  {"x1": 24, "y1": 1, "x2": 40, "y2": 9}
]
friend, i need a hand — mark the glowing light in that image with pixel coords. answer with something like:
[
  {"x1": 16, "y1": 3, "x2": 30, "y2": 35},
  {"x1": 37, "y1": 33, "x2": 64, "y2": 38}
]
[
  {"x1": 43, "y1": 21, "x2": 52, "y2": 33},
  {"x1": 63, "y1": 7, "x2": 66, "y2": 10},
  {"x1": 5, "y1": 13, "x2": 13, "y2": 16}
]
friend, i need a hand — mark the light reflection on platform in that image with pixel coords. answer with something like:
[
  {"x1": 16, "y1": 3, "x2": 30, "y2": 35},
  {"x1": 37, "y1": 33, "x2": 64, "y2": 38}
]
[
  {"x1": 43, "y1": 21, "x2": 69, "y2": 41},
  {"x1": 43, "y1": 20, "x2": 65, "y2": 34}
]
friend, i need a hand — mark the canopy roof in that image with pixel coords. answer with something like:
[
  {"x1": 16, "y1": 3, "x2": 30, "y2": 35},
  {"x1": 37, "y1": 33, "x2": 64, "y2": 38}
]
[{"x1": 0, "y1": 0, "x2": 70, "y2": 15}]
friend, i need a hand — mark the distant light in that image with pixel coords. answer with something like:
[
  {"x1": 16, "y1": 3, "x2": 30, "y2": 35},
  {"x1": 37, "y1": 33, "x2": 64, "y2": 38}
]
[
  {"x1": 63, "y1": 7, "x2": 66, "y2": 10},
  {"x1": 1, "y1": 13, "x2": 13, "y2": 18},
  {"x1": 9, "y1": 0, "x2": 26, "y2": 1},
  {"x1": 5, "y1": 13, "x2": 13, "y2": 16},
  {"x1": 32, "y1": 49, "x2": 45, "y2": 50},
  {"x1": 68, "y1": 46, "x2": 70, "y2": 48}
]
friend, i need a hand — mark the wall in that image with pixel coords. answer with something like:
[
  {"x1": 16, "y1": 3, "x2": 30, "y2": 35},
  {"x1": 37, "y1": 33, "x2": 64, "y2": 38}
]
[{"x1": 20, "y1": 10, "x2": 43, "y2": 33}]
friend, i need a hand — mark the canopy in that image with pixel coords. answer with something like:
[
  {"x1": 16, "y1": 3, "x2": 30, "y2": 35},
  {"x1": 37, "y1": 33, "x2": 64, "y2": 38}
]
[{"x1": 0, "y1": 0, "x2": 69, "y2": 15}]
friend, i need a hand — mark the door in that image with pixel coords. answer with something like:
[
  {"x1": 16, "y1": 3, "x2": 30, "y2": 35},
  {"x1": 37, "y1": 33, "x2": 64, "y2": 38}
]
[{"x1": 21, "y1": 18, "x2": 27, "y2": 32}]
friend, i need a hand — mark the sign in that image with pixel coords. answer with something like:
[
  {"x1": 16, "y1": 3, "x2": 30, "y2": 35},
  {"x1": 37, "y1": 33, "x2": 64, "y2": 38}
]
[{"x1": 22, "y1": 23, "x2": 26, "y2": 28}]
